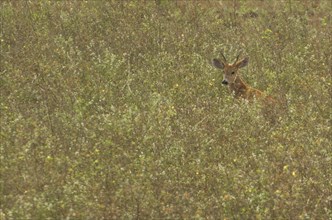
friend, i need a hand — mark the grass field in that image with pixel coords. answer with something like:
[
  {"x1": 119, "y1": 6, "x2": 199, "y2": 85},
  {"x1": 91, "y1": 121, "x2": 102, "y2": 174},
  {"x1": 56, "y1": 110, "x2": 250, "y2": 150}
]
[{"x1": 1, "y1": 0, "x2": 331, "y2": 219}]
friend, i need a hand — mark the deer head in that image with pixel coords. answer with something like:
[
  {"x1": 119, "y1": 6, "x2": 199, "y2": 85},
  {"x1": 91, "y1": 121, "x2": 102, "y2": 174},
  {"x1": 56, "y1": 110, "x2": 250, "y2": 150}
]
[{"x1": 212, "y1": 52, "x2": 249, "y2": 85}]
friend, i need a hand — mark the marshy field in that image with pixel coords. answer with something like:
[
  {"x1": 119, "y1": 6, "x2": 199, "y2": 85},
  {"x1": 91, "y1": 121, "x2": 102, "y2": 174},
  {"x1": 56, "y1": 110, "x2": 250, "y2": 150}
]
[{"x1": 1, "y1": 0, "x2": 331, "y2": 219}]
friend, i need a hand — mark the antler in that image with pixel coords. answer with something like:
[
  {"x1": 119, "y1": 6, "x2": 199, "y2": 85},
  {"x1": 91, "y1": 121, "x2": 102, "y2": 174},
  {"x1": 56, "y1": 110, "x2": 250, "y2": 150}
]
[
  {"x1": 220, "y1": 50, "x2": 227, "y2": 63},
  {"x1": 234, "y1": 51, "x2": 242, "y2": 64}
]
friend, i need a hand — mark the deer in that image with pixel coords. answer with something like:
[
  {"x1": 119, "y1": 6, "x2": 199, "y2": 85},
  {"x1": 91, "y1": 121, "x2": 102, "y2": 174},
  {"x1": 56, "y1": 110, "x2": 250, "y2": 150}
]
[{"x1": 212, "y1": 52, "x2": 275, "y2": 103}]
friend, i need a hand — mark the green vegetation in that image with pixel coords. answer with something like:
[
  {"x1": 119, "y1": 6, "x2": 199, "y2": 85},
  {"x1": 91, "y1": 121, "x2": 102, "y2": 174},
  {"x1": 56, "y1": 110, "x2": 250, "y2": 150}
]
[{"x1": 1, "y1": 1, "x2": 331, "y2": 219}]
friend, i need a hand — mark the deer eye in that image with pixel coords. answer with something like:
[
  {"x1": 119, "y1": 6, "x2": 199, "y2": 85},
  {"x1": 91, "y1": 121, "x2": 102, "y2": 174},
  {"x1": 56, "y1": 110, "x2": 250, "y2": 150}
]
[{"x1": 231, "y1": 71, "x2": 235, "y2": 74}]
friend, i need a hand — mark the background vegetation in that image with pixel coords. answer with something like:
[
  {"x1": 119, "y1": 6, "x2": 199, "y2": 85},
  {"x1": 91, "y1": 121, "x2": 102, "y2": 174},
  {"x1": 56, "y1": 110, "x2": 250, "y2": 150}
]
[{"x1": 1, "y1": 0, "x2": 331, "y2": 219}]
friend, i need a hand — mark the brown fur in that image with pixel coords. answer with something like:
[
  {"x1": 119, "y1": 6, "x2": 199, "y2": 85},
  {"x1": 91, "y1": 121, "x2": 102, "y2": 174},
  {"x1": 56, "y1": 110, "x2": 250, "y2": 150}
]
[
  {"x1": 212, "y1": 55, "x2": 280, "y2": 122},
  {"x1": 212, "y1": 56, "x2": 275, "y2": 103}
]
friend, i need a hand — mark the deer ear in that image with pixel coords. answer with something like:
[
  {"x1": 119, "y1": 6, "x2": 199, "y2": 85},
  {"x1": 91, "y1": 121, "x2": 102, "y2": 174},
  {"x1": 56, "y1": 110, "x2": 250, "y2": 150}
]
[
  {"x1": 212, "y1": 59, "x2": 225, "y2": 69},
  {"x1": 236, "y1": 57, "x2": 249, "y2": 68}
]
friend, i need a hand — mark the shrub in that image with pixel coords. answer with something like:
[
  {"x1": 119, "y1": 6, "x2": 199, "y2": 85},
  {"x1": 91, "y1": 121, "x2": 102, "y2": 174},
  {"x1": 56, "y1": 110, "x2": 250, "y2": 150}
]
[{"x1": 1, "y1": 1, "x2": 331, "y2": 219}]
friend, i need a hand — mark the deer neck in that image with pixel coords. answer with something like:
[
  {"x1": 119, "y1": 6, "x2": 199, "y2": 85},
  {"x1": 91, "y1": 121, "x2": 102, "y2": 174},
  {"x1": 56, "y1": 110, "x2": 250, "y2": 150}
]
[{"x1": 229, "y1": 76, "x2": 249, "y2": 98}]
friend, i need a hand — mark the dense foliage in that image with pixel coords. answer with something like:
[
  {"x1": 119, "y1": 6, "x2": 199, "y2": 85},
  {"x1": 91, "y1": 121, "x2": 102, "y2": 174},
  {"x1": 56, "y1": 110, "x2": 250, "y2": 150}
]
[{"x1": 1, "y1": 1, "x2": 331, "y2": 219}]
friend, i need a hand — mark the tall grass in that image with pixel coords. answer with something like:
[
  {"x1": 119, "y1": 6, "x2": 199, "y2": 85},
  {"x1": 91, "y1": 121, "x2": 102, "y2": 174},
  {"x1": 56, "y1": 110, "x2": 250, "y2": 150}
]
[{"x1": 1, "y1": 1, "x2": 331, "y2": 219}]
